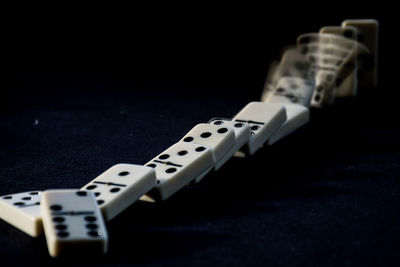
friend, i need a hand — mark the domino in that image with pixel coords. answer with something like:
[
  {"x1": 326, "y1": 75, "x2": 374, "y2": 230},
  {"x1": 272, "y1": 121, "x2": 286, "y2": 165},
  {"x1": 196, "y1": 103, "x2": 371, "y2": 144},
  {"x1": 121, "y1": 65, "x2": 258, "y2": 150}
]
[
  {"x1": 310, "y1": 70, "x2": 337, "y2": 107},
  {"x1": 232, "y1": 102, "x2": 286, "y2": 156},
  {"x1": 320, "y1": 25, "x2": 359, "y2": 97},
  {"x1": 267, "y1": 103, "x2": 309, "y2": 145},
  {"x1": 0, "y1": 191, "x2": 42, "y2": 237},
  {"x1": 180, "y1": 123, "x2": 236, "y2": 172},
  {"x1": 41, "y1": 189, "x2": 108, "y2": 258},
  {"x1": 207, "y1": 118, "x2": 251, "y2": 171},
  {"x1": 142, "y1": 142, "x2": 214, "y2": 201},
  {"x1": 262, "y1": 76, "x2": 315, "y2": 107},
  {"x1": 81, "y1": 164, "x2": 156, "y2": 221},
  {"x1": 342, "y1": 19, "x2": 379, "y2": 87}
]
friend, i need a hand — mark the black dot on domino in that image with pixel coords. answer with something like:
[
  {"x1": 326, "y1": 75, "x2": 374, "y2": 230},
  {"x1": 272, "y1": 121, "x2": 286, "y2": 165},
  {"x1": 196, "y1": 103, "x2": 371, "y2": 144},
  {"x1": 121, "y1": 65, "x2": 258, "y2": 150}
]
[
  {"x1": 29, "y1": 192, "x2": 39, "y2": 195},
  {"x1": 213, "y1": 120, "x2": 223, "y2": 125},
  {"x1": 314, "y1": 94, "x2": 321, "y2": 102},
  {"x1": 53, "y1": 217, "x2": 65, "y2": 223},
  {"x1": 147, "y1": 163, "x2": 157, "y2": 168},
  {"x1": 118, "y1": 171, "x2": 129, "y2": 176},
  {"x1": 86, "y1": 223, "x2": 98, "y2": 230},
  {"x1": 316, "y1": 85, "x2": 323, "y2": 92},
  {"x1": 97, "y1": 200, "x2": 105, "y2": 205},
  {"x1": 56, "y1": 224, "x2": 67, "y2": 231},
  {"x1": 35, "y1": 202, "x2": 40, "y2": 205},
  {"x1": 276, "y1": 88, "x2": 285, "y2": 93},
  {"x1": 166, "y1": 168, "x2": 177, "y2": 174},
  {"x1": 57, "y1": 232, "x2": 69, "y2": 238},
  {"x1": 195, "y1": 146, "x2": 206, "y2": 152},
  {"x1": 13, "y1": 202, "x2": 25, "y2": 206},
  {"x1": 94, "y1": 192, "x2": 101, "y2": 197},
  {"x1": 159, "y1": 154, "x2": 170, "y2": 160},
  {"x1": 87, "y1": 185, "x2": 97, "y2": 190},
  {"x1": 157, "y1": 180, "x2": 160, "y2": 184},
  {"x1": 200, "y1": 132, "x2": 212, "y2": 138},
  {"x1": 110, "y1": 188, "x2": 120, "y2": 193},
  {"x1": 88, "y1": 231, "x2": 101, "y2": 238},
  {"x1": 250, "y1": 125, "x2": 260, "y2": 131},
  {"x1": 85, "y1": 216, "x2": 97, "y2": 222},
  {"x1": 50, "y1": 204, "x2": 62, "y2": 211},
  {"x1": 234, "y1": 123, "x2": 244, "y2": 128},
  {"x1": 217, "y1": 128, "x2": 228, "y2": 134},
  {"x1": 183, "y1": 137, "x2": 194, "y2": 142},
  {"x1": 76, "y1": 191, "x2": 87, "y2": 197},
  {"x1": 3, "y1": 196, "x2": 12, "y2": 200},
  {"x1": 177, "y1": 150, "x2": 188, "y2": 156}
]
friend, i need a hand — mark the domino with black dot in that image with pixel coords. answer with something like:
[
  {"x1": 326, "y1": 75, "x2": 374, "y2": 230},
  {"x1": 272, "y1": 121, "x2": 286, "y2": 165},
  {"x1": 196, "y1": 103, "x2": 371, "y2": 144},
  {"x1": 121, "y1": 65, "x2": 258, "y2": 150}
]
[
  {"x1": 232, "y1": 102, "x2": 286, "y2": 156},
  {"x1": 141, "y1": 142, "x2": 215, "y2": 201},
  {"x1": 180, "y1": 123, "x2": 236, "y2": 173},
  {"x1": 41, "y1": 189, "x2": 108, "y2": 258},
  {"x1": 81, "y1": 164, "x2": 156, "y2": 221},
  {"x1": 0, "y1": 191, "x2": 43, "y2": 237}
]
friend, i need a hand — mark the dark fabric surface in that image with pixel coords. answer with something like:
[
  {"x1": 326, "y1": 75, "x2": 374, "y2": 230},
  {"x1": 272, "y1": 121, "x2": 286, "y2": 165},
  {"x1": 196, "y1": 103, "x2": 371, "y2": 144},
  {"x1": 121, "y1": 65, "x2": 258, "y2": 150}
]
[{"x1": 1, "y1": 7, "x2": 399, "y2": 267}]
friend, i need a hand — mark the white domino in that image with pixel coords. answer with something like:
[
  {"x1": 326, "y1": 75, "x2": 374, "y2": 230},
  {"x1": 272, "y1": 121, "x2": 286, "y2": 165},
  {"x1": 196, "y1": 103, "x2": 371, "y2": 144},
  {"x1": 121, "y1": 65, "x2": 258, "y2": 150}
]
[
  {"x1": 180, "y1": 123, "x2": 236, "y2": 172},
  {"x1": 0, "y1": 191, "x2": 42, "y2": 237},
  {"x1": 81, "y1": 164, "x2": 156, "y2": 221},
  {"x1": 41, "y1": 190, "x2": 108, "y2": 258},
  {"x1": 267, "y1": 104, "x2": 309, "y2": 145},
  {"x1": 263, "y1": 76, "x2": 315, "y2": 107},
  {"x1": 208, "y1": 118, "x2": 251, "y2": 166},
  {"x1": 232, "y1": 102, "x2": 286, "y2": 156},
  {"x1": 141, "y1": 142, "x2": 214, "y2": 201}
]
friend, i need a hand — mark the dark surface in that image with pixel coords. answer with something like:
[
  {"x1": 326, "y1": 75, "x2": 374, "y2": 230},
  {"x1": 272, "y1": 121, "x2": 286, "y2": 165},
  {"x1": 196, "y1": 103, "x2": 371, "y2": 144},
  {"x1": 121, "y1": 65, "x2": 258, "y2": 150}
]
[{"x1": 1, "y1": 7, "x2": 399, "y2": 267}]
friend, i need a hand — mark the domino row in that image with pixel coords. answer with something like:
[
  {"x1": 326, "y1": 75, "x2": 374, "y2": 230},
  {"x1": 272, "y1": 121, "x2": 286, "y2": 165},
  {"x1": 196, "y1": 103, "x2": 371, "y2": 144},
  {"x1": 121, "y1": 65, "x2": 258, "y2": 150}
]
[{"x1": 0, "y1": 19, "x2": 378, "y2": 258}]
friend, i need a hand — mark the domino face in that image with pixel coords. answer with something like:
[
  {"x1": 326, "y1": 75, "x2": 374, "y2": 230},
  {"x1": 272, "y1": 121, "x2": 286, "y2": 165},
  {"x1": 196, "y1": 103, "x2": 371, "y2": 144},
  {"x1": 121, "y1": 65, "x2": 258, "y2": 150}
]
[
  {"x1": 180, "y1": 123, "x2": 236, "y2": 171},
  {"x1": 232, "y1": 102, "x2": 286, "y2": 155},
  {"x1": 267, "y1": 103, "x2": 309, "y2": 145},
  {"x1": 143, "y1": 142, "x2": 214, "y2": 201},
  {"x1": 209, "y1": 118, "x2": 251, "y2": 163},
  {"x1": 81, "y1": 164, "x2": 156, "y2": 221},
  {"x1": 265, "y1": 77, "x2": 315, "y2": 107},
  {"x1": 0, "y1": 191, "x2": 42, "y2": 237},
  {"x1": 311, "y1": 70, "x2": 337, "y2": 107},
  {"x1": 41, "y1": 190, "x2": 108, "y2": 258},
  {"x1": 342, "y1": 19, "x2": 379, "y2": 87}
]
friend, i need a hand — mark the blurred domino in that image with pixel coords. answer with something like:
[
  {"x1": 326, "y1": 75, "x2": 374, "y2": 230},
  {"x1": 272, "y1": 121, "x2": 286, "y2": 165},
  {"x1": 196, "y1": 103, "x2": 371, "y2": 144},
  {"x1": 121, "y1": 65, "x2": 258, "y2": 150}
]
[
  {"x1": 320, "y1": 25, "x2": 359, "y2": 97},
  {"x1": 263, "y1": 76, "x2": 315, "y2": 107},
  {"x1": 342, "y1": 19, "x2": 379, "y2": 87},
  {"x1": 41, "y1": 190, "x2": 108, "y2": 258},
  {"x1": 0, "y1": 191, "x2": 42, "y2": 237},
  {"x1": 141, "y1": 142, "x2": 214, "y2": 201},
  {"x1": 232, "y1": 102, "x2": 286, "y2": 156},
  {"x1": 81, "y1": 164, "x2": 156, "y2": 221},
  {"x1": 180, "y1": 123, "x2": 236, "y2": 172}
]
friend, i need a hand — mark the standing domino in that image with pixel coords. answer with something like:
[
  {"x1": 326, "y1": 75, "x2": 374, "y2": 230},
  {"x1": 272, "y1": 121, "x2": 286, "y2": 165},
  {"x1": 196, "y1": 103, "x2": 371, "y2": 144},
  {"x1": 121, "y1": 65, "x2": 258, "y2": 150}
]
[
  {"x1": 342, "y1": 19, "x2": 379, "y2": 87},
  {"x1": 232, "y1": 102, "x2": 286, "y2": 156},
  {"x1": 141, "y1": 142, "x2": 214, "y2": 201},
  {"x1": 0, "y1": 191, "x2": 42, "y2": 237},
  {"x1": 41, "y1": 190, "x2": 108, "y2": 258},
  {"x1": 81, "y1": 164, "x2": 156, "y2": 221},
  {"x1": 180, "y1": 123, "x2": 236, "y2": 172}
]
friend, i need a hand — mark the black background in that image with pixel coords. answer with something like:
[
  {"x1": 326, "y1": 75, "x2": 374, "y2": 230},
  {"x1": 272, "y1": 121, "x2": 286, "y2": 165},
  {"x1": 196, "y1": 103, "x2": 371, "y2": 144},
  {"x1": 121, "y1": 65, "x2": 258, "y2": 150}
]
[{"x1": 1, "y1": 4, "x2": 399, "y2": 267}]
